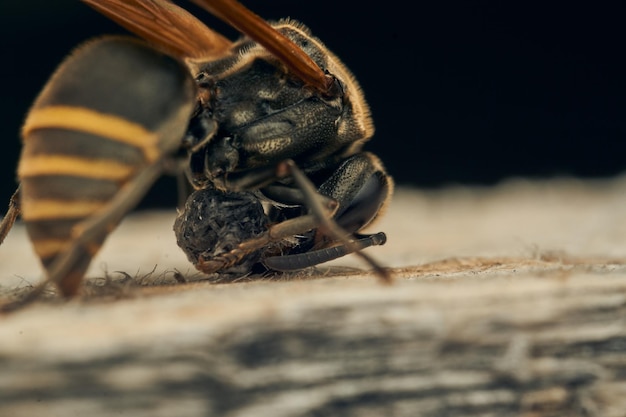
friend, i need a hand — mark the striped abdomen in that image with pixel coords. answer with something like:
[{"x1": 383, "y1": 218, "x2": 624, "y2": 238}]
[{"x1": 18, "y1": 37, "x2": 195, "y2": 296}]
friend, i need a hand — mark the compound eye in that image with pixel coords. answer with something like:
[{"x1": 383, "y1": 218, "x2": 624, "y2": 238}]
[{"x1": 335, "y1": 171, "x2": 390, "y2": 233}]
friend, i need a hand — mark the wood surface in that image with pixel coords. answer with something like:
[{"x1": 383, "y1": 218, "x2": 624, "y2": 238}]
[{"x1": 1, "y1": 176, "x2": 626, "y2": 417}]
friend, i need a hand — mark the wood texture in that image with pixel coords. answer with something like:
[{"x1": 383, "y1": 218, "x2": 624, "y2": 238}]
[{"x1": 1, "y1": 177, "x2": 626, "y2": 417}]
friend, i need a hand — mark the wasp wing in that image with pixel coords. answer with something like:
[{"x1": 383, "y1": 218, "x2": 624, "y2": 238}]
[
  {"x1": 189, "y1": 0, "x2": 331, "y2": 94},
  {"x1": 81, "y1": 0, "x2": 232, "y2": 60}
]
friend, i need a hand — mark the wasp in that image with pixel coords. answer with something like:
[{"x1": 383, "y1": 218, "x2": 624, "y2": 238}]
[{"x1": 0, "y1": 0, "x2": 393, "y2": 308}]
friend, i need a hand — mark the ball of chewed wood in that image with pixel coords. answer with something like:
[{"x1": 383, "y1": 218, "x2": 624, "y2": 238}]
[{"x1": 173, "y1": 188, "x2": 268, "y2": 274}]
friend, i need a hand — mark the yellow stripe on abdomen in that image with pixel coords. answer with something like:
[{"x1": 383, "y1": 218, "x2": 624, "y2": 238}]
[
  {"x1": 20, "y1": 198, "x2": 107, "y2": 221},
  {"x1": 18, "y1": 155, "x2": 136, "y2": 181},
  {"x1": 22, "y1": 105, "x2": 161, "y2": 162},
  {"x1": 30, "y1": 237, "x2": 68, "y2": 260}
]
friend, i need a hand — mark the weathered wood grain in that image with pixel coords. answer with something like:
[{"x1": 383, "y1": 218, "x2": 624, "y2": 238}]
[{"x1": 1, "y1": 177, "x2": 626, "y2": 417}]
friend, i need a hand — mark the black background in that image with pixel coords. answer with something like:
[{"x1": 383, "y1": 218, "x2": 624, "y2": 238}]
[{"x1": 1, "y1": 1, "x2": 625, "y2": 209}]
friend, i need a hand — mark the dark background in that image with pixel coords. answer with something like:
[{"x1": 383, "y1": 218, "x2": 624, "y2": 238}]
[{"x1": 1, "y1": 1, "x2": 625, "y2": 210}]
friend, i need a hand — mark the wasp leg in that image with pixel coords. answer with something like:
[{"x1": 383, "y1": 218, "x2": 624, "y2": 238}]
[
  {"x1": 264, "y1": 232, "x2": 387, "y2": 271},
  {"x1": 281, "y1": 156, "x2": 393, "y2": 283},
  {"x1": 0, "y1": 187, "x2": 21, "y2": 246},
  {"x1": 195, "y1": 200, "x2": 337, "y2": 274},
  {"x1": 1, "y1": 160, "x2": 168, "y2": 313},
  {"x1": 161, "y1": 155, "x2": 193, "y2": 210},
  {"x1": 50, "y1": 160, "x2": 168, "y2": 290},
  {"x1": 175, "y1": 161, "x2": 192, "y2": 210},
  {"x1": 195, "y1": 155, "x2": 392, "y2": 279}
]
